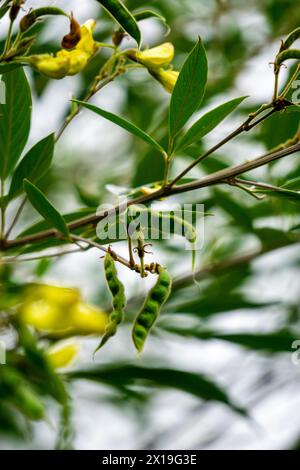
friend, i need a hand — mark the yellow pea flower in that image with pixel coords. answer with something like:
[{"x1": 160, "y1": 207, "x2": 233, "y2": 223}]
[
  {"x1": 152, "y1": 68, "x2": 179, "y2": 93},
  {"x1": 19, "y1": 284, "x2": 108, "y2": 337},
  {"x1": 56, "y1": 49, "x2": 89, "y2": 76},
  {"x1": 127, "y1": 42, "x2": 174, "y2": 69},
  {"x1": 47, "y1": 341, "x2": 79, "y2": 369},
  {"x1": 20, "y1": 284, "x2": 80, "y2": 334},
  {"x1": 28, "y1": 53, "x2": 70, "y2": 79},
  {"x1": 76, "y1": 19, "x2": 98, "y2": 55},
  {"x1": 24, "y1": 19, "x2": 99, "y2": 79},
  {"x1": 70, "y1": 302, "x2": 108, "y2": 335}
]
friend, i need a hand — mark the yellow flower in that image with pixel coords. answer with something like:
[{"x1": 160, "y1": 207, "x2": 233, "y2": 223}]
[
  {"x1": 26, "y1": 19, "x2": 99, "y2": 79},
  {"x1": 71, "y1": 302, "x2": 108, "y2": 335},
  {"x1": 47, "y1": 341, "x2": 79, "y2": 369},
  {"x1": 19, "y1": 284, "x2": 108, "y2": 337},
  {"x1": 76, "y1": 19, "x2": 98, "y2": 55},
  {"x1": 29, "y1": 54, "x2": 70, "y2": 79},
  {"x1": 56, "y1": 49, "x2": 89, "y2": 76},
  {"x1": 152, "y1": 68, "x2": 179, "y2": 93},
  {"x1": 127, "y1": 42, "x2": 174, "y2": 69}
]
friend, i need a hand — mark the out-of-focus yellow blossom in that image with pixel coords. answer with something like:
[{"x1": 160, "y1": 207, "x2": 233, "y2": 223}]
[
  {"x1": 19, "y1": 284, "x2": 108, "y2": 337},
  {"x1": 152, "y1": 68, "x2": 179, "y2": 93},
  {"x1": 127, "y1": 43, "x2": 174, "y2": 69},
  {"x1": 25, "y1": 19, "x2": 99, "y2": 79},
  {"x1": 47, "y1": 341, "x2": 79, "y2": 369},
  {"x1": 71, "y1": 301, "x2": 108, "y2": 335}
]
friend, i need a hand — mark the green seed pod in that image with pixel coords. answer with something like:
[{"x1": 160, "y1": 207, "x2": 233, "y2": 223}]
[
  {"x1": 95, "y1": 252, "x2": 126, "y2": 351},
  {"x1": 275, "y1": 49, "x2": 300, "y2": 69},
  {"x1": 19, "y1": 7, "x2": 67, "y2": 33},
  {"x1": 132, "y1": 267, "x2": 172, "y2": 353},
  {"x1": 282, "y1": 27, "x2": 300, "y2": 50}
]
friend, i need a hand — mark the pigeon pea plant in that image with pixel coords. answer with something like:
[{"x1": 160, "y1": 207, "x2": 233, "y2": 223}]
[{"x1": 0, "y1": 0, "x2": 300, "y2": 446}]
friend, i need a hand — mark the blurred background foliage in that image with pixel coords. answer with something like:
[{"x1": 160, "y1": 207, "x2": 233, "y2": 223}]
[{"x1": 0, "y1": 0, "x2": 300, "y2": 450}]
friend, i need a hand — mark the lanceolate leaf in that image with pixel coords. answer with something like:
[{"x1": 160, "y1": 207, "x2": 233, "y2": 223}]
[
  {"x1": 169, "y1": 38, "x2": 208, "y2": 140},
  {"x1": 176, "y1": 96, "x2": 247, "y2": 152},
  {"x1": 0, "y1": 63, "x2": 20, "y2": 74},
  {"x1": 255, "y1": 187, "x2": 300, "y2": 203},
  {"x1": 75, "y1": 101, "x2": 165, "y2": 154},
  {"x1": 23, "y1": 180, "x2": 69, "y2": 238},
  {"x1": 9, "y1": 134, "x2": 55, "y2": 200},
  {"x1": 0, "y1": 68, "x2": 32, "y2": 178},
  {"x1": 164, "y1": 326, "x2": 297, "y2": 353},
  {"x1": 133, "y1": 9, "x2": 169, "y2": 32},
  {"x1": 96, "y1": 0, "x2": 141, "y2": 46},
  {"x1": 68, "y1": 365, "x2": 247, "y2": 416}
]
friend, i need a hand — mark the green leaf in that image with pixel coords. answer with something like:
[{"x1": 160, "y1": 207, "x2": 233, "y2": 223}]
[
  {"x1": 0, "y1": 68, "x2": 32, "y2": 178},
  {"x1": 18, "y1": 208, "x2": 96, "y2": 238},
  {"x1": 75, "y1": 101, "x2": 165, "y2": 154},
  {"x1": 282, "y1": 177, "x2": 300, "y2": 190},
  {"x1": 255, "y1": 187, "x2": 300, "y2": 203},
  {"x1": 8, "y1": 134, "x2": 55, "y2": 200},
  {"x1": 0, "y1": 63, "x2": 20, "y2": 74},
  {"x1": 96, "y1": 0, "x2": 141, "y2": 46},
  {"x1": 169, "y1": 38, "x2": 208, "y2": 140},
  {"x1": 164, "y1": 327, "x2": 296, "y2": 353},
  {"x1": 133, "y1": 9, "x2": 169, "y2": 32},
  {"x1": 68, "y1": 365, "x2": 247, "y2": 416},
  {"x1": 176, "y1": 96, "x2": 247, "y2": 152},
  {"x1": 23, "y1": 180, "x2": 69, "y2": 238},
  {"x1": 170, "y1": 294, "x2": 275, "y2": 317},
  {"x1": 213, "y1": 189, "x2": 254, "y2": 230}
]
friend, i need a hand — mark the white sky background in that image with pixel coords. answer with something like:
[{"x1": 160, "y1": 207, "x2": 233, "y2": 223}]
[{"x1": 0, "y1": 0, "x2": 300, "y2": 450}]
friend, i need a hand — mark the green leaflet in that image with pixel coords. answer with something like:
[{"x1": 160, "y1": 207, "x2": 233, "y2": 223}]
[
  {"x1": 75, "y1": 101, "x2": 165, "y2": 154},
  {"x1": 96, "y1": 0, "x2": 141, "y2": 46},
  {"x1": 169, "y1": 38, "x2": 208, "y2": 140},
  {"x1": 23, "y1": 180, "x2": 69, "y2": 238},
  {"x1": 9, "y1": 133, "x2": 55, "y2": 200},
  {"x1": 176, "y1": 96, "x2": 247, "y2": 152},
  {"x1": 0, "y1": 68, "x2": 32, "y2": 178}
]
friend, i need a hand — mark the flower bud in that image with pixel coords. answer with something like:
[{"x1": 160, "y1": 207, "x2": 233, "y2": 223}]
[
  {"x1": 151, "y1": 68, "x2": 179, "y2": 93},
  {"x1": 127, "y1": 43, "x2": 175, "y2": 69},
  {"x1": 47, "y1": 341, "x2": 79, "y2": 369}
]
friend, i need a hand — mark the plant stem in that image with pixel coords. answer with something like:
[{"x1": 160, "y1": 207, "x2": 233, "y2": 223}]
[
  {"x1": 55, "y1": 53, "x2": 126, "y2": 142},
  {"x1": 70, "y1": 234, "x2": 133, "y2": 270},
  {"x1": 4, "y1": 142, "x2": 300, "y2": 252},
  {"x1": 4, "y1": 196, "x2": 26, "y2": 239},
  {"x1": 280, "y1": 64, "x2": 300, "y2": 99},
  {"x1": 168, "y1": 104, "x2": 277, "y2": 188},
  {"x1": 1, "y1": 18, "x2": 14, "y2": 58},
  {"x1": 0, "y1": 177, "x2": 5, "y2": 240}
]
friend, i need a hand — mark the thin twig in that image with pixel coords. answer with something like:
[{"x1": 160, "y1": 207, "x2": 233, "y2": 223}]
[
  {"x1": 169, "y1": 105, "x2": 277, "y2": 187},
  {"x1": 70, "y1": 234, "x2": 133, "y2": 270},
  {"x1": 3, "y1": 142, "x2": 300, "y2": 252},
  {"x1": 4, "y1": 196, "x2": 26, "y2": 239}
]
